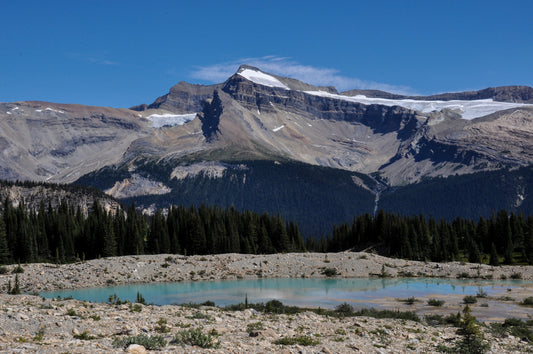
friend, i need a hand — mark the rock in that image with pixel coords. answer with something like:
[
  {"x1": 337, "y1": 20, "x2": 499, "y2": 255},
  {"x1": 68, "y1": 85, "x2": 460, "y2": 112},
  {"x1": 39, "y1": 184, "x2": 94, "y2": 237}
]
[{"x1": 126, "y1": 344, "x2": 147, "y2": 354}]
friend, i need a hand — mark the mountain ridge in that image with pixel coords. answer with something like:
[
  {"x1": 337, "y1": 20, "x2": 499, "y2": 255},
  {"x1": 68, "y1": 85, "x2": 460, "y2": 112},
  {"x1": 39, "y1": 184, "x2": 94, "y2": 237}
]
[{"x1": 0, "y1": 65, "x2": 532, "y2": 234}]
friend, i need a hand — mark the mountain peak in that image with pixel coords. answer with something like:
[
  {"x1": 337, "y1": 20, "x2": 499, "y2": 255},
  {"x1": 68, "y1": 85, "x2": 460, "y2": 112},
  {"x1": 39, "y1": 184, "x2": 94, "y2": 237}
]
[{"x1": 235, "y1": 65, "x2": 290, "y2": 90}]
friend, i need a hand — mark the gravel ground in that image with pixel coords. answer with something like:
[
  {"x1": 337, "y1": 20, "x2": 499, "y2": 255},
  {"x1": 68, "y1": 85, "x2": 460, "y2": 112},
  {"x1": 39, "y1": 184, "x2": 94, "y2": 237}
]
[{"x1": 0, "y1": 252, "x2": 532, "y2": 353}]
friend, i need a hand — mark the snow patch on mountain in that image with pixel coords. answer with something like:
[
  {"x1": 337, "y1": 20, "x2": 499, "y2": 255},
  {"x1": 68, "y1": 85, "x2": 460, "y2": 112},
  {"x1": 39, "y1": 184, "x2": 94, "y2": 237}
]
[
  {"x1": 35, "y1": 107, "x2": 64, "y2": 113},
  {"x1": 304, "y1": 91, "x2": 531, "y2": 120},
  {"x1": 239, "y1": 69, "x2": 289, "y2": 90},
  {"x1": 273, "y1": 125, "x2": 285, "y2": 132},
  {"x1": 147, "y1": 113, "x2": 197, "y2": 128}
]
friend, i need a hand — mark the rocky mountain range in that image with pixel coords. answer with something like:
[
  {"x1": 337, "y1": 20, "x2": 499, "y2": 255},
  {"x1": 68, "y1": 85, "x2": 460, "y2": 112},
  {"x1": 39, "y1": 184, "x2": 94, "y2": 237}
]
[{"x1": 1, "y1": 65, "x2": 532, "y2": 234}]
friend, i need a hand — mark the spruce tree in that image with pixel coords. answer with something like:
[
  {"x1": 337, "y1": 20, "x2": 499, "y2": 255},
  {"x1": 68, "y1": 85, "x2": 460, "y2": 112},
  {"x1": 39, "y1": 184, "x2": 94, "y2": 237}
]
[
  {"x1": 489, "y1": 244, "x2": 500, "y2": 266},
  {"x1": 0, "y1": 218, "x2": 10, "y2": 264}
]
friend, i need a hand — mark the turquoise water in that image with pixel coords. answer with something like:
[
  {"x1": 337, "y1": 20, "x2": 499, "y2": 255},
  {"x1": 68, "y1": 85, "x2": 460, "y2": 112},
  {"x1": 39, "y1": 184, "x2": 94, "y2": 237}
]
[{"x1": 40, "y1": 278, "x2": 529, "y2": 309}]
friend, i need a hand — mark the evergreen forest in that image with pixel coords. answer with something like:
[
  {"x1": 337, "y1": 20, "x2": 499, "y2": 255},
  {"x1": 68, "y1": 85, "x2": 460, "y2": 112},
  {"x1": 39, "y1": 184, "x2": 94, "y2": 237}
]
[{"x1": 0, "y1": 197, "x2": 532, "y2": 266}]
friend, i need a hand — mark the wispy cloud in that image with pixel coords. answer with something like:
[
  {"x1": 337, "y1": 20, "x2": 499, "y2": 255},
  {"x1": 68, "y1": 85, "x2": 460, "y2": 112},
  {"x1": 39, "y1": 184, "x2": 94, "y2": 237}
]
[
  {"x1": 67, "y1": 52, "x2": 118, "y2": 66},
  {"x1": 190, "y1": 56, "x2": 416, "y2": 95}
]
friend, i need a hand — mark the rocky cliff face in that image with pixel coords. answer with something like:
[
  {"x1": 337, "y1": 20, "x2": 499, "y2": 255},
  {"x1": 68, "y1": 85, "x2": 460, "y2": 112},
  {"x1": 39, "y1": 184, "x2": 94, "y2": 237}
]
[
  {"x1": 343, "y1": 85, "x2": 533, "y2": 103},
  {"x1": 0, "y1": 65, "x2": 531, "y2": 192},
  {"x1": 0, "y1": 101, "x2": 150, "y2": 183},
  {"x1": 0, "y1": 181, "x2": 121, "y2": 215}
]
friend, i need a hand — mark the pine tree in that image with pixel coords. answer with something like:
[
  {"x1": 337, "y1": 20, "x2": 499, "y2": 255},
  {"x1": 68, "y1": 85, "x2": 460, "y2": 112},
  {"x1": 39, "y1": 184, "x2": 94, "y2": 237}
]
[
  {"x1": 454, "y1": 305, "x2": 489, "y2": 353},
  {"x1": 0, "y1": 217, "x2": 10, "y2": 264},
  {"x1": 489, "y1": 243, "x2": 500, "y2": 266}
]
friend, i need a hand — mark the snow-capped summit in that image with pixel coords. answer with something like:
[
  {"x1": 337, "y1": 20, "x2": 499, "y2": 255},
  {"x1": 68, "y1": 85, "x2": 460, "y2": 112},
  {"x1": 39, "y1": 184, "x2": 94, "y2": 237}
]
[{"x1": 237, "y1": 65, "x2": 289, "y2": 90}]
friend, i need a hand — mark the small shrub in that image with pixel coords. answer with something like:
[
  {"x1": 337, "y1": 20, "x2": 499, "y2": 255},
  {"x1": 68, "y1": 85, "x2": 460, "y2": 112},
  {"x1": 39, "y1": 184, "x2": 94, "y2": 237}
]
[
  {"x1": 108, "y1": 293, "x2": 125, "y2": 305},
  {"x1": 130, "y1": 304, "x2": 142, "y2": 312},
  {"x1": 186, "y1": 311, "x2": 211, "y2": 320},
  {"x1": 12, "y1": 264, "x2": 24, "y2": 274},
  {"x1": 274, "y1": 335, "x2": 320, "y2": 346},
  {"x1": 335, "y1": 303, "x2": 354, "y2": 316},
  {"x1": 33, "y1": 326, "x2": 45, "y2": 342},
  {"x1": 398, "y1": 297, "x2": 418, "y2": 305},
  {"x1": 135, "y1": 291, "x2": 146, "y2": 305},
  {"x1": 173, "y1": 327, "x2": 219, "y2": 349},
  {"x1": 427, "y1": 298, "x2": 445, "y2": 307},
  {"x1": 164, "y1": 256, "x2": 173, "y2": 262},
  {"x1": 322, "y1": 268, "x2": 338, "y2": 277},
  {"x1": 510, "y1": 272, "x2": 523, "y2": 280},
  {"x1": 155, "y1": 318, "x2": 169, "y2": 333},
  {"x1": 397, "y1": 270, "x2": 415, "y2": 277},
  {"x1": 65, "y1": 308, "x2": 79, "y2": 317},
  {"x1": 476, "y1": 289, "x2": 488, "y2": 298},
  {"x1": 463, "y1": 296, "x2": 478, "y2": 304},
  {"x1": 456, "y1": 272, "x2": 470, "y2": 279},
  {"x1": 246, "y1": 321, "x2": 264, "y2": 333},
  {"x1": 89, "y1": 314, "x2": 101, "y2": 321},
  {"x1": 112, "y1": 334, "x2": 167, "y2": 350},
  {"x1": 161, "y1": 263, "x2": 170, "y2": 268},
  {"x1": 521, "y1": 297, "x2": 533, "y2": 306},
  {"x1": 73, "y1": 331, "x2": 96, "y2": 340},
  {"x1": 0, "y1": 266, "x2": 8, "y2": 274}
]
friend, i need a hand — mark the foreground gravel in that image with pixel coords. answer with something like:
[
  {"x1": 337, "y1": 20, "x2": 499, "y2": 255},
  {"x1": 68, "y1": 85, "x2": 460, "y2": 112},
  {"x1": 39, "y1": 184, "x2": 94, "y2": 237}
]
[{"x1": 0, "y1": 252, "x2": 532, "y2": 353}]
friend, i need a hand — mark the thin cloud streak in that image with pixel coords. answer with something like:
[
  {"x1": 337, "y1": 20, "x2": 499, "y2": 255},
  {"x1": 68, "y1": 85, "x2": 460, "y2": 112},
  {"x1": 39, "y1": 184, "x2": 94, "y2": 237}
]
[
  {"x1": 67, "y1": 52, "x2": 119, "y2": 66},
  {"x1": 190, "y1": 56, "x2": 416, "y2": 95}
]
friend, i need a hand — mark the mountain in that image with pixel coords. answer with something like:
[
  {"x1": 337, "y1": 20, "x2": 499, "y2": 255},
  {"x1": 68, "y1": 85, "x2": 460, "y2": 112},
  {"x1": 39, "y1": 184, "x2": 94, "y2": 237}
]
[
  {"x1": 0, "y1": 180, "x2": 121, "y2": 215},
  {"x1": 1, "y1": 65, "x2": 532, "y2": 235}
]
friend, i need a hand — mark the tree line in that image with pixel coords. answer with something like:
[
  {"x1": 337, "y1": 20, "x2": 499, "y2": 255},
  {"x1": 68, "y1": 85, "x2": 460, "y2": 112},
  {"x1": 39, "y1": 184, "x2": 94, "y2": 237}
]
[
  {"x1": 0, "y1": 199, "x2": 305, "y2": 265},
  {"x1": 0, "y1": 197, "x2": 532, "y2": 266},
  {"x1": 306, "y1": 210, "x2": 533, "y2": 265}
]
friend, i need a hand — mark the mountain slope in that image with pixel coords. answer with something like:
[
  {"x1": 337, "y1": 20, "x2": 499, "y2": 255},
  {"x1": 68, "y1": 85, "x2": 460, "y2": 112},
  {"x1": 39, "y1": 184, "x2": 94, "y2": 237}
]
[{"x1": 1, "y1": 65, "x2": 532, "y2": 235}]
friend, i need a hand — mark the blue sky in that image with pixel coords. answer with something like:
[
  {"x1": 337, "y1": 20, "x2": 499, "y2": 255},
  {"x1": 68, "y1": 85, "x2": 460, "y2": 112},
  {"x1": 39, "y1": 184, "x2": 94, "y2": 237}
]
[{"x1": 1, "y1": 0, "x2": 531, "y2": 108}]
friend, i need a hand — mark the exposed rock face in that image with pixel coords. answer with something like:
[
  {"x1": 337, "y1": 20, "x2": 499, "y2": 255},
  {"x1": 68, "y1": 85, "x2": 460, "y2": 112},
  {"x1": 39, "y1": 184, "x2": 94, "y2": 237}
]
[
  {"x1": 146, "y1": 81, "x2": 223, "y2": 113},
  {"x1": 0, "y1": 66, "x2": 531, "y2": 190},
  {"x1": 343, "y1": 85, "x2": 533, "y2": 103},
  {"x1": 0, "y1": 181, "x2": 121, "y2": 215},
  {"x1": 0, "y1": 101, "x2": 150, "y2": 183}
]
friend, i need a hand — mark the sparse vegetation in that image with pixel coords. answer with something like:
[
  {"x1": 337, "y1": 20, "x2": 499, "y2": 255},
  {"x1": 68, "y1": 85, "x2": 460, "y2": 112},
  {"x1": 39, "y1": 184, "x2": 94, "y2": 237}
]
[
  {"x1": 427, "y1": 298, "x2": 445, "y2": 307},
  {"x1": 173, "y1": 327, "x2": 219, "y2": 349},
  {"x1": 490, "y1": 318, "x2": 533, "y2": 343},
  {"x1": 155, "y1": 318, "x2": 169, "y2": 333},
  {"x1": 73, "y1": 331, "x2": 96, "y2": 340},
  {"x1": 112, "y1": 334, "x2": 167, "y2": 350},
  {"x1": 398, "y1": 296, "x2": 418, "y2": 305},
  {"x1": 521, "y1": 297, "x2": 533, "y2": 306},
  {"x1": 246, "y1": 321, "x2": 265, "y2": 333},
  {"x1": 321, "y1": 267, "x2": 338, "y2": 277},
  {"x1": 273, "y1": 335, "x2": 320, "y2": 346},
  {"x1": 463, "y1": 296, "x2": 478, "y2": 304}
]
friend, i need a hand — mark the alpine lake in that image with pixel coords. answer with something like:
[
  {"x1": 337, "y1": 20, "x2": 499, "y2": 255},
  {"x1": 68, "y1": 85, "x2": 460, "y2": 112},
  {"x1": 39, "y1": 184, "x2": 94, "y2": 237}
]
[{"x1": 41, "y1": 277, "x2": 533, "y2": 322}]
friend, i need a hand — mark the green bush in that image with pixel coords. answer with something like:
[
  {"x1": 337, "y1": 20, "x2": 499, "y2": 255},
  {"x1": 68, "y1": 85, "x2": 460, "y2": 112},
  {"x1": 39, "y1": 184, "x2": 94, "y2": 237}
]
[
  {"x1": 112, "y1": 334, "x2": 167, "y2": 350},
  {"x1": 321, "y1": 268, "x2": 338, "y2": 277},
  {"x1": 12, "y1": 264, "x2": 24, "y2": 274},
  {"x1": 398, "y1": 296, "x2": 418, "y2": 305},
  {"x1": 335, "y1": 303, "x2": 354, "y2": 316},
  {"x1": 246, "y1": 322, "x2": 264, "y2": 333},
  {"x1": 521, "y1": 297, "x2": 533, "y2": 306},
  {"x1": 463, "y1": 296, "x2": 478, "y2": 304},
  {"x1": 427, "y1": 298, "x2": 445, "y2": 307},
  {"x1": 273, "y1": 335, "x2": 320, "y2": 346},
  {"x1": 73, "y1": 331, "x2": 96, "y2": 340},
  {"x1": 173, "y1": 327, "x2": 219, "y2": 349},
  {"x1": 491, "y1": 318, "x2": 533, "y2": 343}
]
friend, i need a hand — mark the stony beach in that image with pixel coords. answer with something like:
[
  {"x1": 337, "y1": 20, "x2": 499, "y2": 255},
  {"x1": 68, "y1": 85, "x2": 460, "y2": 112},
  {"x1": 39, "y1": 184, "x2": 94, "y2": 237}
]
[{"x1": 1, "y1": 252, "x2": 533, "y2": 353}]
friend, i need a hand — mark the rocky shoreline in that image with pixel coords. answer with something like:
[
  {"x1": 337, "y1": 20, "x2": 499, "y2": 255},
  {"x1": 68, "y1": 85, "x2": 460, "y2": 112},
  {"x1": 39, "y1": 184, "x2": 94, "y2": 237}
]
[{"x1": 1, "y1": 252, "x2": 532, "y2": 353}]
